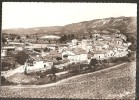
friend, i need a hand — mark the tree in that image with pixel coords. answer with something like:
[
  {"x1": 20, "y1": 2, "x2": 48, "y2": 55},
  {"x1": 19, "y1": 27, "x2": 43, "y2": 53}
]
[
  {"x1": 128, "y1": 43, "x2": 136, "y2": 51},
  {"x1": 71, "y1": 34, "x2": 75, "y2": 39},
  {"x1": 17, "y1": 36, "x2": 21, "y2": 39},
  {"x1": 19, "y1": 40, "x2": 22, "y2": 43},
  {"x1": 2, "y1": 36, "x2": 7, "y2": 44},
  {"x1": 60, "y1": 34, "x2": 67, "y2": 42},
  {"x1": 56, "y1": 57, "x2": 62, "y2": 61},
  {"x1": 26, "y1": 35, "x2": 29, "y2": 38},
  {"x1": 89, "y1": 58, "x2": 98, "y2": 70},
  {"x1": 43, "y1": 47, "x2": 50, "y2": 52},
  {"x1": 49, "y1": 65, "x2": 58, "y2": 81},
  {"x1": 1, "y1": 61, "x2": 12, "y2": 71},
  {"x1": 10, "y1": 34, "x2": 16, "y2": 40},
  {"x1": 15, "y1": 51, "x2": 29, "y2": 65},
  {"x1": 50, "y1": 65, "x2": 58, "y2": 75}
]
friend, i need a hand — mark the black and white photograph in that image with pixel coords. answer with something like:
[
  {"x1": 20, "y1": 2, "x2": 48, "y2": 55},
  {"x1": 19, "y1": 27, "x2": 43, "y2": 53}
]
[{"x1": 1, "y1": 2, "x2": 137, "y2": 99}]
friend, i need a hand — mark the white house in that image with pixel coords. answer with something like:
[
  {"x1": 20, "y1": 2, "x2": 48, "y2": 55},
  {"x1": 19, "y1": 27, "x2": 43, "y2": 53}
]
[
  {"x1": 81, "y1": 39, "x2": 93, "y2": 50},
  {"x1": 15, "y1": 46, "x2": 24, "y2": 51},
  {"x1": 114, "y1": 50, "x2": 129, "y2": 58},
  {"x1": 92, "y1": 51, "x2": 106, "y2": 60},
  {"x1": 71, "y1": 39, "x2": 78, "y2": 46},
  {"x1": 114, "y1": 44, "x2": 128, "y2": 52},
  {"x1": 113, "y1": 38, "x2": 123, "y2": 45},
  {"x1": 24, "y1": 56, "x2": 53, "y2": 73},
  {"x1": 2, "y1": 46, "x2": 15, "y2": 51},
  {"x1": 58, "y1": 46, "x2": 68, "y2": 53},
  {"x1": 105, "y1": 50, "x2": 115, "y2": 58},
  {"x1": 95, "y1": 45, "x2": 103, "y2": 51},
  {"x1": 103, "y1": 44, "x2": 109, "y2": 49},
  {"x1": 62, "y1": 48, "x2": 88, "y2": 62},
  {"x1": 1, "y1": 49, "x2": 7, "y2": 57}
]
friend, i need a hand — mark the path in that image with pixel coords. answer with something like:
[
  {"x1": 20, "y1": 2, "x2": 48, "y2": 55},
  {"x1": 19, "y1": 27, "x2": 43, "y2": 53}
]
[
  {"x1": 2, "y1": 62, "x2": 130, "y2": 88},
  {"x1": 2, "y1": 65, "x2": 25, "y2": 78}
]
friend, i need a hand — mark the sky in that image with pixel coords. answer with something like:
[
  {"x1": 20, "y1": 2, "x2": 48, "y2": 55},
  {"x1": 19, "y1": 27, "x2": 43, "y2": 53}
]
[{"x1": 2, "y1": 2, "x2": 137, "y2": 29}]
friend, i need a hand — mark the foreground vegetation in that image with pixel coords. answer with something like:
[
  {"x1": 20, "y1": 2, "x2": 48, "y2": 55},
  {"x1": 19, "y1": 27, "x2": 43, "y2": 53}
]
[{"x1": 1, "y1": 61, "x2": 135, "y2": 99}]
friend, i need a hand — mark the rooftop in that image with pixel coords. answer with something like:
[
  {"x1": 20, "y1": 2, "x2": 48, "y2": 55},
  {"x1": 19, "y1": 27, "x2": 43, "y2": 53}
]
[
  {"x1": 39, "y1": 35, "x2": 60, "y2": 39},
  {"x1": 70, "y1": 48, "x2": 87, "y2": 55}
]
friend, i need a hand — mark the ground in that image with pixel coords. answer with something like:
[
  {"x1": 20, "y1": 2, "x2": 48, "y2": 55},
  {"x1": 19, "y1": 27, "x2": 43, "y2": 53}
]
[{"x1": 0, "y1": 61, "x2": 136, "y2": 99}]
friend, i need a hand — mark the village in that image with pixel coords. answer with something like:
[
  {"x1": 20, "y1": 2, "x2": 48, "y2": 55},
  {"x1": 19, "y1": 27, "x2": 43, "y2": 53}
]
[{"x1": 1, "y1": 32, "x2": 132, "y2": 76}]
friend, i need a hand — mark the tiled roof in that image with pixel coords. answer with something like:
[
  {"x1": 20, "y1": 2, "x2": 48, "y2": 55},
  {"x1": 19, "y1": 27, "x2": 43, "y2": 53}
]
[
  {"x1": 92, "y1": 49, "x2": 107, "y2": 54},
  {"x1": 29, "y1": 55, "x2": 42, "y2": 61},
  {"x1": 70, "y1": 48, "x2": 87, "y2": 55},
  {"x1": 110, "y1": 43, "x2": 126, "y2": 49}
]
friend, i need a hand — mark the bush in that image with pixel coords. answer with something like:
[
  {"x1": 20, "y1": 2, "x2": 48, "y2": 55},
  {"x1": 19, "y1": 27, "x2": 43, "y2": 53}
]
[
  {"x1": 1, "y1": 76, "x2": 16, "y2": 86},
  {"x1": 56, "y1": 57, "x2": 62, "y2": 61},
  {"x1": 15, "y1": 51, "x2": 29, "y2": 65},
  {"x1": 34, "y1": 48, "x2": 41, "y2": 52},
  {"x1": 1, "y1": 61, "x2": 13, "y2": 71},
  {"x1": 2, "y1": 36, "x2": 7, "y2": 44},
  {"x1": 43, "y1": 47, "x2": 50, "y2": 52}
]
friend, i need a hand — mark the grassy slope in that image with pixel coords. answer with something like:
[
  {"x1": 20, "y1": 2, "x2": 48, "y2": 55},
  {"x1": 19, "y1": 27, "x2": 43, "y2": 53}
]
[{"x1": 1, "y1": 61, "x2": 136, "y2": 99}]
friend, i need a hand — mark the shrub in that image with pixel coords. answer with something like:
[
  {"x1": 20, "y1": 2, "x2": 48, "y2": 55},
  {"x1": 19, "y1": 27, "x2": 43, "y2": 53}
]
[
  {"x1": 15, "y1": 51, "x2": 29, "y2": 65},
  {"x1": 56, "y1": 57, "x2": 62, "y2": 61},
  {"x1": 43, "y1": 47, "x2": 50, "y2": 52},
  {"x1": 1, "y1": 61, "x2": 13, "y2": 71},
  {"x1": 34, "y1": 48, "x2": 41, "y2": 52}
]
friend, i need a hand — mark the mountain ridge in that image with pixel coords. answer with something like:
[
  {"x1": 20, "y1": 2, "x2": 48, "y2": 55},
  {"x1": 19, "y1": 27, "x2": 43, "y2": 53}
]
[{"x1": 2, "y1": 16, "x2": 137, "y2": 36}]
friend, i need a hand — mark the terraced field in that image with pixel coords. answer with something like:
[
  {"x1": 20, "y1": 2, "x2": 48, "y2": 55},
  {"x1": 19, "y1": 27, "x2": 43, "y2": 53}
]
[{"x1": 1, "y1": 61, "x2": 136, "y2": 99}]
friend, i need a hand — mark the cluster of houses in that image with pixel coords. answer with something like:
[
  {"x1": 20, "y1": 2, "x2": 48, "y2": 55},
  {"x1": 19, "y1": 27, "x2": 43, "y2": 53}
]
[{"x1": 1, "y1": 33, "x2": 132, "y2": 73}]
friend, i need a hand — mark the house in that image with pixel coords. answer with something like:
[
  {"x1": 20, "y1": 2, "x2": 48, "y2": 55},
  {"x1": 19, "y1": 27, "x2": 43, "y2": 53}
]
[
  {"x1": 20, "y1": 36, "x2": 26, "y2": 42},
  {"x1": 81, "y1": 39, "x2": 93, "y2": 50},
  {"x1": 102, "y1": 44, "x2": 109, "y2": 49},
  {"x1": 15, "y1": 46, "x2": 24, "y2": 51},
  {"x1": 92, "y1": 50, "x2": 107, "y2": 60},
  {"x1": 38, "y1": 35, "x2": 60, "y2": 44},
  {"x1": 25, "y1": 38, "x2": 37, "y2": 43},
  {"x1": 47, "y1": 45, "x2": 58, "y2": 50},
  {"x1": 105, "y1": 50, "x2": 115, "y2": 58},
  {"x1": 102, "y1": 35, "x2": 112, "y2": 41},
  {"x1": 93, "y1": 34, "x2": 101, "y2": 38},
  {"x1": 24, "y1": 55, "x2": 53, "y2": 73},
  {"x1": 1, "y1": 49, "x2": 7, "y2": 57},
  {"x1": 57, "y1": 44, "x2": 69, "y2": 53},
  {"x1": 2, "y1": 46, "x2": 15, "y2": 51},
  {"x1": 113, "y1": 38, "x2": 123, "y2": 45},
  {"x1": 71, "y1": 39, "x2": 78, "y2": 46},
  {"x1": 95, "y1": 45, "x2": 103, "y2": 51},
  {"x1": 112, "y1": 33, "x2": 119, "y2": 38},
  {"x1": 58, "y1": 46, "x2": 68, "y2": 53},
  {"x1": 119, "y1": 34, "x2": 127, "y2": 41},
  {"x1": 114, "y1": 50, "x2": 129, "y2": 58},
  {"x1": 62, "y1": 48, "x2": 88, "y2": 62},
  {"x1": 112, "y1": 44, "x2": 128, "y2": 52}
]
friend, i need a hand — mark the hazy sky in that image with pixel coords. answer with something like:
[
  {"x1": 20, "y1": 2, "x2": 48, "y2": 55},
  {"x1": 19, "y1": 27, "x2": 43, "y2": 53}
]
[{"x1": 2, "y1": 2, "x2": 137, "y2": 29}]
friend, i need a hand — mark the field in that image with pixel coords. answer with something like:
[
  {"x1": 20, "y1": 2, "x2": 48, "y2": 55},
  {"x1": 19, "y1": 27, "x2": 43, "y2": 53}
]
[{"x1": 1, "y1": 61, "x2": 136, "y2": 99}]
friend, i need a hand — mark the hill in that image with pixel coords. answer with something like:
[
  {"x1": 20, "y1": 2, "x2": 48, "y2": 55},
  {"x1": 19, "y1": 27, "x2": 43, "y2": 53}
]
[
  {"x1": 1, "y1": 61, "x2": 135, "y2": 99},
  {"x1": 2, "y1": 16, "x2": 137, "y2": 37}
]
